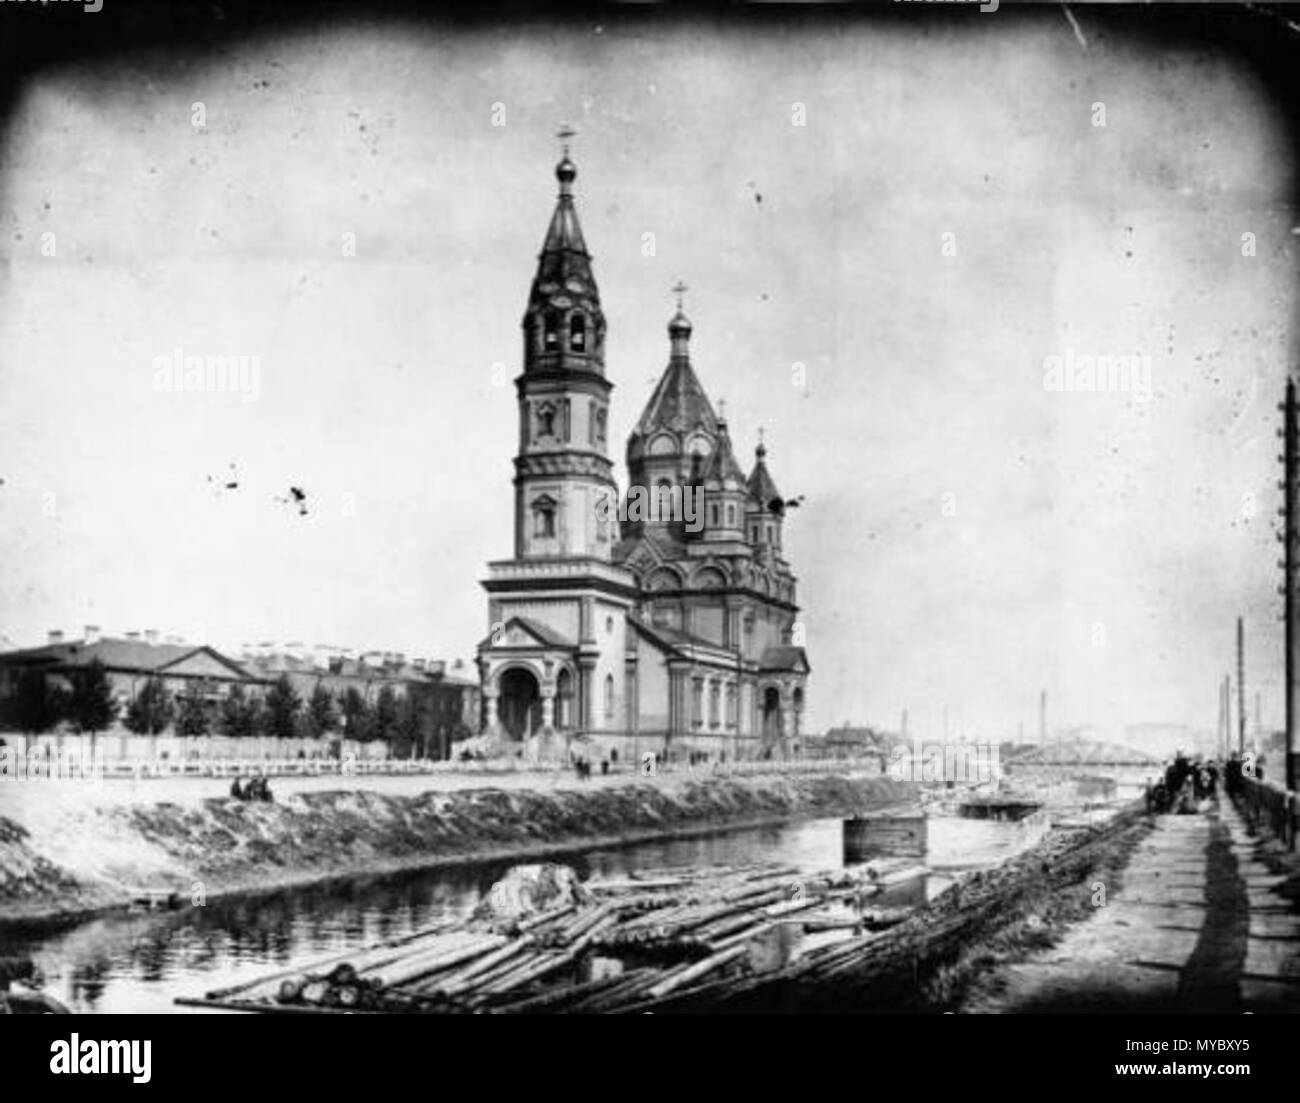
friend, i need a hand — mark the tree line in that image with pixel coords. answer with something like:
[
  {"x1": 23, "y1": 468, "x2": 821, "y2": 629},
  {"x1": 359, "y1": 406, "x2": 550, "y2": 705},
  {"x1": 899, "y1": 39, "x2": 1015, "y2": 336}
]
[{"x1": 0, "y1": 661, "x2": 468, "y2": 754}]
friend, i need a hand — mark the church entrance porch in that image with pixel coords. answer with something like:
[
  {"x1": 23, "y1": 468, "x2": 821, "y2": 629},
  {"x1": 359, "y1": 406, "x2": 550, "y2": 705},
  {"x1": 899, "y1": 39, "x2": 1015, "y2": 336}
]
[
  {"x1": 499, "y1": 667, "x2": 542, "y2": 742},
  {"x1": 761, "y1": 686, "x2": 782, "y2": 747}
]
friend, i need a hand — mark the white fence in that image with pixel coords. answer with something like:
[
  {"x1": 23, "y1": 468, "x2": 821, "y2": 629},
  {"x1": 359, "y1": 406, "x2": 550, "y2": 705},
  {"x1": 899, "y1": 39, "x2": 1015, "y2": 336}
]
[
  {"x1": 0, "y1": 732, "x2": 389, "y2": 764},
  {"x1": 0, "y1": 739, "x2": 883, "y2": 782}
]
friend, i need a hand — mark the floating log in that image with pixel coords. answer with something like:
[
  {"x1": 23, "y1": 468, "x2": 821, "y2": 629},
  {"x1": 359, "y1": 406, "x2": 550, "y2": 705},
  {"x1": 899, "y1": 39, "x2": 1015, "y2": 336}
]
[
  {"x1": 372, "y1": 935, "x2": 508, "y2": 989},
  {"x1": 645, "y1": 945, "x2": 749, "y2": 1000}
]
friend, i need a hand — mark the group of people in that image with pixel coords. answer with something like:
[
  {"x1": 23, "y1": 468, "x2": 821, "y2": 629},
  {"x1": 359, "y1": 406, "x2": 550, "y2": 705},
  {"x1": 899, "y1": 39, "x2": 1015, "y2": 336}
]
[
  {"x1": 1146, "y1": 752, "x2": 1219, "y2": 815},
  {"x1": 571, "y1": 756, "x2": 609, "y2": 780},
  {"x1": 229, "y1": 773, "x2": 274, "y2": 802}
]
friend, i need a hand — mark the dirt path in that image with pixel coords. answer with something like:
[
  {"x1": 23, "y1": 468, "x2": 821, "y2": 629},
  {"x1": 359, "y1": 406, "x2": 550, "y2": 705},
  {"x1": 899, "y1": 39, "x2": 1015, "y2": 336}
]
[{"x1": 959, "y1": 797, "x2": 1299, "y2": 1013}]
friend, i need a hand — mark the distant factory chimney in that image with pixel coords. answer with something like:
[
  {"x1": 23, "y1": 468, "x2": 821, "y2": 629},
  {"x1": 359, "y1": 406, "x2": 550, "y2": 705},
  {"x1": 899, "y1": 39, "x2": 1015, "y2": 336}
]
[
  {"x1": 1039, "y1": 689, "x2": 1047, "y2": 744},
  {"x1": 47, "y1": 629, "x2": 64, "y2": 645}
]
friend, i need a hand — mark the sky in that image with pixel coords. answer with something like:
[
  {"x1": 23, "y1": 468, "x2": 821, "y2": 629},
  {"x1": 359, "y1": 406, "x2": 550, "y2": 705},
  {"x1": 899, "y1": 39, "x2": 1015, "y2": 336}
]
[{"x1": 0, "y1": 10, "x2": 1295, "y2": 747}]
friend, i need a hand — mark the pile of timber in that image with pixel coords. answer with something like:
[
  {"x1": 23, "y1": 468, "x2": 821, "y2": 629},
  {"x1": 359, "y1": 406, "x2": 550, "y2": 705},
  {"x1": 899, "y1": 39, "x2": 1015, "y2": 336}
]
[
  {"x1": 176, "y1": 858, "x2": 922, "y2": 1015},
  {"x1": 660, "y1": 803, "x2": 1148, "y2": 1013}
]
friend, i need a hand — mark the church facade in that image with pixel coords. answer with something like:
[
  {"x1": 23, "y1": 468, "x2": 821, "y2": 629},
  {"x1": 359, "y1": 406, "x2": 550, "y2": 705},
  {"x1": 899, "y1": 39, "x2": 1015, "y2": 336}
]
[{"x1": 476, "y1": 150, "x2": 809, "y2": 763}]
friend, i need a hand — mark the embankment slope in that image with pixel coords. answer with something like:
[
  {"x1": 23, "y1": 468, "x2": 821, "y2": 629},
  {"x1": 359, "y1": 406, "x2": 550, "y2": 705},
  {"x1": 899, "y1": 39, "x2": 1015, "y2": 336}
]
[{"x1": 0, "y1": 773, "x2": 912, "y2": 924}]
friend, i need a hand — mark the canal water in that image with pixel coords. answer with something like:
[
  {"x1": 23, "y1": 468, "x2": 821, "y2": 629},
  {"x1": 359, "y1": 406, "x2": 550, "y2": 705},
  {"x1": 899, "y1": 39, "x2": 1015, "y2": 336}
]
[{"x1": 3, "y1": 813, "x2": 1049, "y2": 1013}]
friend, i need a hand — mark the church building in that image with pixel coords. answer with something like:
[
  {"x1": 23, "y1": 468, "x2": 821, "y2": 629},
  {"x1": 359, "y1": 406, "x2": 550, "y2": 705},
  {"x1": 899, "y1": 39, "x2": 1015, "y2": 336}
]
[{"x1": 476, "y1": 148, "x2": 809, "y2": 763}]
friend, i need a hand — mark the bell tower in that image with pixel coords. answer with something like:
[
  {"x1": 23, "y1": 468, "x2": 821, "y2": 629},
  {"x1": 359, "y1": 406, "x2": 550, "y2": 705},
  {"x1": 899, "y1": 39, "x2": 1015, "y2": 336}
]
[
  {"x1": 479, "y1": 138, "x2": 637, "y2": 758},
  {"x1": 514, "y1": 132, "x2": 618, "y2": 560}
]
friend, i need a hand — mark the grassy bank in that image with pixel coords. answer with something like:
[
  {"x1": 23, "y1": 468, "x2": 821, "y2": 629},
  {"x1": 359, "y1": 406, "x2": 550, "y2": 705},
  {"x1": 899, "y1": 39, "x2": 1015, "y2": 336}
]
[{"x1": 0, "y1": 773, "x2": 914, "y2": 926}]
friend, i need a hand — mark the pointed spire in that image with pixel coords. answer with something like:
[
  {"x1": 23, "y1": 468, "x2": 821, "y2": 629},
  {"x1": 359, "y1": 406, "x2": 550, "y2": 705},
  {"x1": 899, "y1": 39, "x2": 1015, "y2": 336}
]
[
  {"x1": 703, "y1": 408, "x2": 747, "y2": 486},
  {"x1": 748, "y1": 432, "x2": 781, "y2": 510},
  {"x1": 524, "y1": 135, "x2": 605, "y2": 375}
]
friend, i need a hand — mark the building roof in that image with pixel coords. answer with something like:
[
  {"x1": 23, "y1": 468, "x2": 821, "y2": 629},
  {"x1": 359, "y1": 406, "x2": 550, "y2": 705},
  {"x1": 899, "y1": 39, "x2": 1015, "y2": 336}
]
[
  {"x1": 633, "y1": 357, "x2": 718, "y2": 443},
  {"x1": 0, "y1": 638, "x2": 258, "y2": 680},
  {"x1": 514, "y1": 616, "x2": 575, "y2": 648},
  {"x1": 820, "y1": 726, "x2": 886, "y2": 749},
  {"x1": 631, "y1": 619, "x2": 733, "y2": 659},
  {"x1": 758, "y1": 645, "x2": 810, "y2": 673},
  {"x1": 747, "y1": 443, "x2": 783, "y2": 511},
  {"x1": 477, "y1": 616, "x2": 575, "y2": 651},
  {"x1": 702, "y1": 420, "x2": 748, "y2": 486}
]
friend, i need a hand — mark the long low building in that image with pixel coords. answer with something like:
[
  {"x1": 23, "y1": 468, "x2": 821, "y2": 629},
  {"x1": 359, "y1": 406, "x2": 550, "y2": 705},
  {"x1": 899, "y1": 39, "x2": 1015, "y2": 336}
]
[
  {"x1": 0, "y1": 628, "x2": 264, "y2": 708},
  {"x1": 0, "y1": 628, "x2": 481, "y2": 759}
]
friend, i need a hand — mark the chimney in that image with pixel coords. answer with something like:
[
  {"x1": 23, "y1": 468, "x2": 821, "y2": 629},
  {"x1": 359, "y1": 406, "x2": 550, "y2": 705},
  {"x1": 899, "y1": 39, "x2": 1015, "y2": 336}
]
[
  {"x1": 412, "y1": 658, "x2": 426, "y2": 672},
  {"x1": 48, "y1": 629, "x2": 64, "y2": 645},
  {"x1": 83, "y1": 625, "x2": 100, "y2": 645},
  {"x1": 144, "y1": 629, "x2": 159, "y2": 646},
  {"x1": 126, "y1": 631, "x2": 141, "y2": 641}
]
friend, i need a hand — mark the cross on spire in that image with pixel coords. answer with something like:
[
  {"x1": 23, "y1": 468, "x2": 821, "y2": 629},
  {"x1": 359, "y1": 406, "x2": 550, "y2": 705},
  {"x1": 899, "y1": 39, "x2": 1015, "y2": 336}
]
[
  {"x1": 672, "y1": 279, "x2": 688, "y2": 311},
  {"x1": 557, "y1": 124, "x2": 576, "y2": 156}
]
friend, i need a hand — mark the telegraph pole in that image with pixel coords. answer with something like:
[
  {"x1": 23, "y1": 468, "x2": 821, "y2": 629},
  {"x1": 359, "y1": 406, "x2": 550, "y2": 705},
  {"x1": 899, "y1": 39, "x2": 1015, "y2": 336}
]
[
  {"x1": 1218, "y1": 675, "x2": 1228, "y2": 758},
  {"x1": 1237, "y1": 617, "x2": 1246, "y2": 757},
  {"x1": 1281, "y1": 378, "x2": 1299, "y2": 790}
]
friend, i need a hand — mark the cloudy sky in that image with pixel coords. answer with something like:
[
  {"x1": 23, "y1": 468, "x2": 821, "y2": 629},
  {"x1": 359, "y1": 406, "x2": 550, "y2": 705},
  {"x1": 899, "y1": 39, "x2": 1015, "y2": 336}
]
[{"x1": 0, "y1": 10, "x2": 1294, "y2": 746}]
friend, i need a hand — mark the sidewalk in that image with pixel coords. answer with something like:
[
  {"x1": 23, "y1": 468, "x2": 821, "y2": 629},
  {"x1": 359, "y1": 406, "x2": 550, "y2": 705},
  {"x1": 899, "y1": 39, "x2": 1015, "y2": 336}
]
[{"x1": 960, "y1": 797, "x2": 1299, "y2": 1012}]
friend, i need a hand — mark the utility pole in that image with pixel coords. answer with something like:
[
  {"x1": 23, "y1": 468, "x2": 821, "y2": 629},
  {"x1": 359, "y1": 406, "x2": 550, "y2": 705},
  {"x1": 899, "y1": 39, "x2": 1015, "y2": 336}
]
[
  {"x1": 1218, "y1": 675, "x2": 1227, "y2": 758},
  {"x1": 1282, "y1": 377, "x2": 1299, "y2": 791},
  {"x1": 1238, "y1": 617, "x2": 1246, "y2": 758}
]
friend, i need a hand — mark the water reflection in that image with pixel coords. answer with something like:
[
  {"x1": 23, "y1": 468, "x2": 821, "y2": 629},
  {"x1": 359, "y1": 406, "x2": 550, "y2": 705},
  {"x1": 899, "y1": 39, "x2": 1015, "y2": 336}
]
[{"x1": 3, "y1": 814, "x2": 1045, "y2": 1013}]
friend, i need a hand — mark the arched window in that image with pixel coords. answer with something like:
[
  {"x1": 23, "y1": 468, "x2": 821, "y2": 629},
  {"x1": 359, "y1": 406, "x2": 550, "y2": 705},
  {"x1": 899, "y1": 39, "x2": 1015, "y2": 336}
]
[
  {"x1": 569, "y1": 313, "x2": 586, "y2": 352},
  {"x1": 543, "y1": 311, "x2": 560, "y2": 350},
  {"x1": 603, "y1": 673, "x2": 615, "y2": 720},
  {"x1": 726, "y1": 504, "x2": 735, "y2": 527},
  {"x1": 710, "y1": 503, "x2": 719, "y2": 527},
  {"x1": 533, "y1": 495, "x2": 557, "y2": 539}
]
